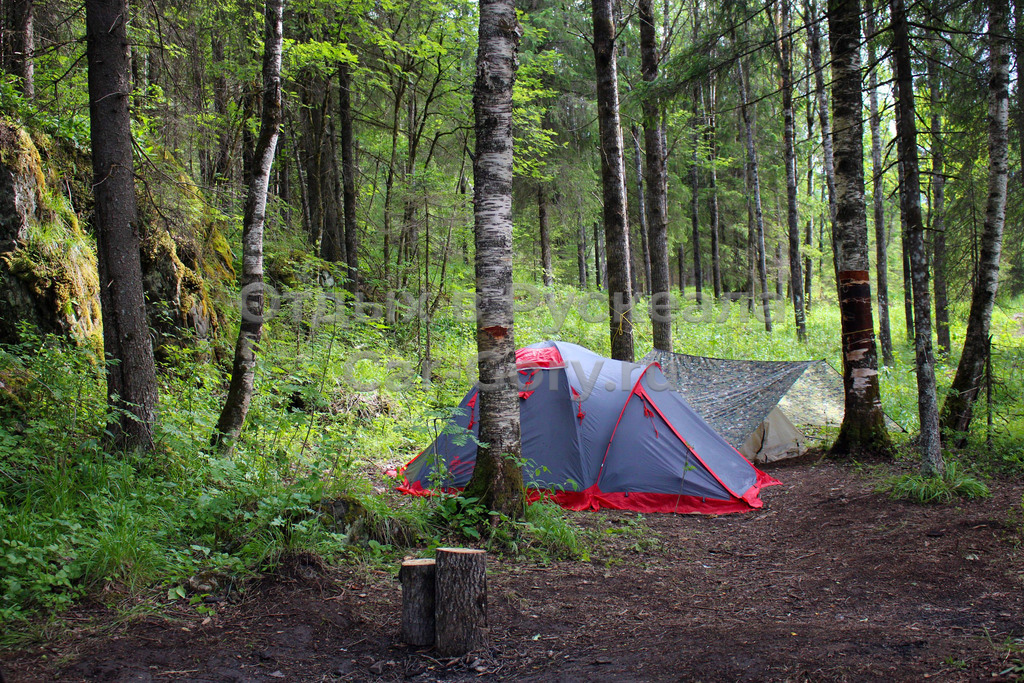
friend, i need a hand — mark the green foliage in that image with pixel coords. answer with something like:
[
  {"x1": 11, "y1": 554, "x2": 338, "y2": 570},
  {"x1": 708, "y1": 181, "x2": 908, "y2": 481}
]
[{"x1": 882, "y1": 462, "x2": 991, "y2": 505}]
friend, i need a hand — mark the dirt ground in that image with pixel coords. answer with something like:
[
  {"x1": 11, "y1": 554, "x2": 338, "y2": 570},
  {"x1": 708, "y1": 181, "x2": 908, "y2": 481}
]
[{"x1": 2, "y1": 459, "x2": 1023, "y2": 682}]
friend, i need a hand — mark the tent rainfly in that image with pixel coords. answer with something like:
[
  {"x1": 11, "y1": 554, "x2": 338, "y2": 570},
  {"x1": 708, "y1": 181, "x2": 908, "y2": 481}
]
[
  {"x1": 641, "y1": 349, "x2": 904, "y2": 463},
  {"x1": 398, "y1": 341, "x2": 779, "y2": 514}
]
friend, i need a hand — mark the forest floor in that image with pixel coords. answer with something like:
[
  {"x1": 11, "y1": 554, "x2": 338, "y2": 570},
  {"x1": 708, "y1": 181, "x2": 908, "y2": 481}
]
[{"x1": 2, "y1": 458, "x2": 1024, "y2": 683}]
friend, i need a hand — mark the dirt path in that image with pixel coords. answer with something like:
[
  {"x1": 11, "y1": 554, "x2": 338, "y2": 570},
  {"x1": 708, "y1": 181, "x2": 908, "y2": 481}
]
[{"x1": 2, "y1": 461, "x2": 1023, "y2": 682}]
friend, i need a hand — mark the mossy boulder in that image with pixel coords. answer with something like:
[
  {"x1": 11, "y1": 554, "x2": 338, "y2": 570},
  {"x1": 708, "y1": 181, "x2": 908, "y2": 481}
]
[
  {"x1": 0, "y1": 121, "x2": 101, "y2": 343},
  {"x1": 135, "y1": 144, "x2": 235, "y2": 357}
]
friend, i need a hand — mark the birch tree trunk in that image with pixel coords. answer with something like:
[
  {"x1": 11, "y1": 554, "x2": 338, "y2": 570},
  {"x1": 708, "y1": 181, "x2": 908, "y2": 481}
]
[
  {"x1": 780, "y1": 0, "x2": 806, "y2": 340},
  {"x1": 213, "y1": 0, "x2": 284, "y2": 450},
  {"x1": 737, "y1": 57, "x2": 771, "y2": 332},
  {"x1": 639, "y1": 0, "x2": 670, "y2": 350},
  {"x1": 941, "y1": 0, "x2": 1010, "y2": 437},
  {"x1": 463, "y1": 0, "x2": 525, "y2": 518},
  {"x1": 86, "y1": 0, "x2": 158, "y2": 451},
  {"x1": 591, "y1": 0, "x2": 634, "y2": 361},
  {"x1": 865, "y1": 0, "x2": 894, "y2": 366},
  {"x1": 927, "y1": 35, "x2": 950, "y2": 356},
  {"x1": 891, "y1": 0, "x2": 943, "y2": 475},
  {"x1": 827, "y1": 0, "x2": 892, "y2": 458}
]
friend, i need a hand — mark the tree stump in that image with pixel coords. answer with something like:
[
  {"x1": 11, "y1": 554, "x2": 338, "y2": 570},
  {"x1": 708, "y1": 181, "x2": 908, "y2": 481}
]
[
  {"x1": 399, "y1": 558, "x2": 436, "y2": 646},
  {"x1": 434, "y1": 548, "x2": 487, "y2": 656}
]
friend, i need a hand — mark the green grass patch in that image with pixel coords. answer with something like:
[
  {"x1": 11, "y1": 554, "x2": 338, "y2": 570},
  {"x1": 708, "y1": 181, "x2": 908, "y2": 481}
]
[{"x1": 882, "y1": 461, "x2": 992, "y2": 504}]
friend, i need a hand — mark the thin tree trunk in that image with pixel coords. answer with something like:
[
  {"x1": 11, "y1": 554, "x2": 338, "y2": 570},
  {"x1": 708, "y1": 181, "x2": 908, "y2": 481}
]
[
  {"x1": 213, "y1": 0, "x2": 284, "y2": 450},
  {"x1": 707, "y1": 77, "x2": 722, "y2": 300},
  {"x1": 897, "y1": 149, "x2": 915, "y2": 342},
  {"x1": 578, "y1": 214, "x2": 587, "y2": 287},
  {"x1": 808, "y1": 0, "x2": 838, "y2": 280},
  {"x1": 630, "y1": 124, "x2": 652, "y2": 295},
  {"x1": 776, "y1": 240, "x2": 785, "y2": 300},
  {"x1": 86, "y1": 0, "x2": 158, "y2": 451},
  {"x1": 10, "y1": 0, "x2": 33, "y2": 99},
  {"x1": 591, "y1": 0, "x2": 634, "y2": 361},
  {"x1": 338, "y1": 62, "x2": 359, "y2": 294},
  {"x1": 804, "y1": 56, "x2": 815, "y2": 312},
  {"x1": 891, "y1": 0, "x2": 943, "y2": 474},
  {"x1": 639, "y1": 0, "x2": 671, "y2": 350},
  {"x1": 866, "y1": 0, "x2": 894, "y2": 366},
  {"x1": 941, "y1": 0, "x2": 1010, "y2": 437},
  {"x1": 827, "y1": 0, "x2": 892, "y2": 458},
  {"x1": 382, "y1": 80, "x2": 405, "y2": 287},
  {"x1": 927, "y1": 34, "x2": 950, "y2": 356},
  {"x1": 211, "y1": 31, "x2": 231, "y2": 184},
  {"x1": 678, "y1": 242, "x2": 686, "y2": 294},
  {"x1": 463, "y1": 0, "x2": 525, "y2": 518},
  {"x1": 780, "y1": 0, "x2": 806, "y2": 340},
  {"x1": 320, "y1": 93, "x2": 344, "y2": 263},
  {"x1": 690, "y1": 118, "x2": 702, "y2": 302},
  {"x1": 538, "y1": 186, "x2": 553, "y2": 286},
  {"x1": 593, "y1": 221, "x2": 603, "y2": 290},
  {"x1": 737, "y1": 57, "x2": 771, "y2": 332}
]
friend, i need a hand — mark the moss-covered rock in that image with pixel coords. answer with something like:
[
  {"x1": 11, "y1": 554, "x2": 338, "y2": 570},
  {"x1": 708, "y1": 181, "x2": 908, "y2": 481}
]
[
  {"x1": 0, "y1": 121, "x2": 101, "y2": 343},
  {"x1": 135, "y1": 144, "x2": 235, "y2": 357},
  {"x1": 0, "y1": 120, "x2": 235, "y2": 352}
]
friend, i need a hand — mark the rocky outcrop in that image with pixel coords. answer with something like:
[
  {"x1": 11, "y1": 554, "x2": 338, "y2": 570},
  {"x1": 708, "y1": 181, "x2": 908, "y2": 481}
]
[
  {"x1": 136, "y1": 145, "x2": 234, "y2": 357},
  {"x1": 0, "y1": 120, "x2": 235, "y2": 351},
  {"x1": 0, "y1": 122, "x2": 101, "y2": 343}
]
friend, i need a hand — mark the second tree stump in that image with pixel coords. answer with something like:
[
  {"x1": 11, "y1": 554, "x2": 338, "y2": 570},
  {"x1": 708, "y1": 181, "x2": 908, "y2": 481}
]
[{"x1": 434, "y1": 547, "x2": 487, "y2": 655}]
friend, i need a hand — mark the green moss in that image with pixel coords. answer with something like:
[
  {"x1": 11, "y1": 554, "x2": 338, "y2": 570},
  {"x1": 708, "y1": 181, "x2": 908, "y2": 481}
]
[{"x1": 0, "y1": 121, "x2": 100, "y2": 343}]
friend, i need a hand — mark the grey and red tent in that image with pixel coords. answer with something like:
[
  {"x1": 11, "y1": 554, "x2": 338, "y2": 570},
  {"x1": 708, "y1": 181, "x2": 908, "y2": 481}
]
[{"x1": 397, "y1": 340, "x2": 780, "y2": 514}]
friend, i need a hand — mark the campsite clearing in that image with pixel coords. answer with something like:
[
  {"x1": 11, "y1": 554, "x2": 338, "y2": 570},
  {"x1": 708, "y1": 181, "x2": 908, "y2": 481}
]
[{"x1": 2, "y1": 459, "x2": 1022, "y2": 682}]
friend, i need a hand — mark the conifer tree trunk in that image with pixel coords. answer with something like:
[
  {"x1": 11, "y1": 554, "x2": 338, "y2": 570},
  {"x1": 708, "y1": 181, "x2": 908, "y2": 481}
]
[
  {"x1": 827, "y1": 0, "x2": 892, "y2": 458},
  {"x1": 639, "y1": 0, "x2": 670, "y2": 350},
  {"x1": 320, "y1": 95, "x2": 344, "y2": 263},
  {"x1": 593, "y1": 221, "x2": 603, "y2": 290},
  {"x1": 591, "y1": 0, "x2": 634, "y2": 361},
  {"x1": 737, "y1": 57, "x2": 771, "y2": 332},
  {"x1": 866, "y1": 0, "x2": 894, "y2": 366},
  {"x1": 780, "y1": 0, "x2": 806, "y2": 340},
  {"x1": 897, "y1": 151, "x2": 915, "y2": 342},
  {"x1": 211, "y1": 32, "x2": 231, "y2": 184},
  {"x1": 86, "y1": 0, "x2": 158, "y2": 451},
  {"x1": 538, "y1": 186, "x2": 553, "y2": 286},
  {"x1": 338, "y1": 62, "x2": 359, "y2": 294},
  {"x1": 927, "y1": 36, "x2": 950, "y2": 356},
  {"x1": 463, "y1": 0, "x2": 525, "y2": 519},
  {"x1": 891, "y1": 0, "x2": 942, "y2": 474},
  {"x1": 213, "y1": 0, "x2": 284, "y2": 449},
  {"x1": 941, "y1": 0, "x2": 1010, "y2": 437}
]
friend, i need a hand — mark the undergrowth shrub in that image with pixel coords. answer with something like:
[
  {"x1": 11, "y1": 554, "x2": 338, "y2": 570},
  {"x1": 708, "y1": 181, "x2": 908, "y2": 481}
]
[{"x1": 882, "y1": 461, "x2": 992, "y2": 504}]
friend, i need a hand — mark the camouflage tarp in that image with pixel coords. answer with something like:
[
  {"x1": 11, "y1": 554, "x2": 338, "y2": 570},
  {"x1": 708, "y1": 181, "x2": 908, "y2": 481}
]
[{"x1": 642, "y1": 350, "x2": 819, "y2": 448}]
